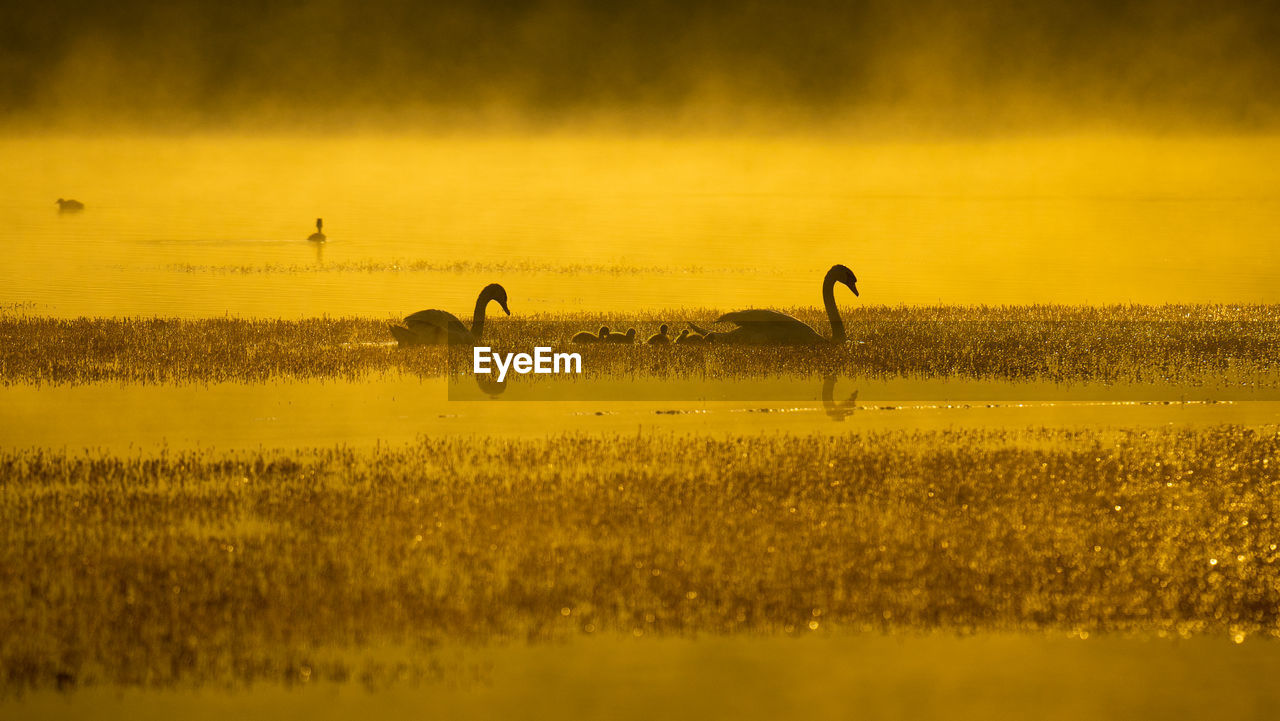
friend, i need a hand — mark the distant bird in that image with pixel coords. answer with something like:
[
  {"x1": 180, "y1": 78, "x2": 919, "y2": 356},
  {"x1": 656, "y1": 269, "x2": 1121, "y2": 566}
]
[
  {"x1": 389, "y1": 283, "x2": 510, "y2": 346},
  {"x1": 573, "y1": 326, "x2": 610, "y2": 343},
  {"x1": 55, "y1": 198, "x2": 84, "y2": 212},
  {"x1": 605, "y1": 328, "x2": 636, "y2": 344},
  {"x1": 689, "y1": 264, "x2": 858, "y2": 344},
  {"x1": 674, "y1": 329, "x2": 707, "y2": 344},
  {"x1": 647, "y1": 324, "x2": 671, "y2": 345},
  {"x1": 308, "y1": 218, "x2": 326, "y2": 242}
]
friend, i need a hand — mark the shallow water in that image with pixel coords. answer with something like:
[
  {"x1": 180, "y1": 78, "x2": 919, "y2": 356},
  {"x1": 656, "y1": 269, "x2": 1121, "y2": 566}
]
[
  {"x1": 2, "y1": 377, "x2": 1276, "y2": 450},
  {"x1": 2, "y1": 135, "x2": 1279, "y2": 317},
  {"x1": 6, "y1": 634, "x2": 1278, "y2": 721}
]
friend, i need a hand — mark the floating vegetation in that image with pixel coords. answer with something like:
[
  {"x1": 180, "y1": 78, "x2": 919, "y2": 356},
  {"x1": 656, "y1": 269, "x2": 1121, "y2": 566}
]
[
  {"x1": 2, "y1": 306, "x2": 1279, "y2": 387},
  {"x1": 164, "y1": 259, "x2": 755, "y2": 276},
  {"x1": 1, "y1": 426, "x2": 1278, "y2": 690}
]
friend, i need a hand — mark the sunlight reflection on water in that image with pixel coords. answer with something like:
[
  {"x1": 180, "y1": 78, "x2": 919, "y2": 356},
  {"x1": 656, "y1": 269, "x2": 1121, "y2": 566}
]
[
  {"x1": 3, "y1": 377, "x2": 1277, "y2": 450},
  {"x1": 2, "y1": 135, "x2": 1278, "y2": 317}
]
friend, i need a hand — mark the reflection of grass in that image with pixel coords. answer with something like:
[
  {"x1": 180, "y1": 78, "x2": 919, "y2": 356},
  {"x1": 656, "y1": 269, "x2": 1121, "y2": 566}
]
[
  {"x1": 3, "y1": 427, "x2": 1278, "y2": 689},
  {"x1": 3, "y1": 306, "x2": 1279, "y2": 385}
]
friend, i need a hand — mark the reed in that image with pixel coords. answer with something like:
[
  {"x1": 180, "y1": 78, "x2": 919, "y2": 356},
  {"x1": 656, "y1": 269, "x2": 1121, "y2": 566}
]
[
  {"x1": 2, "y1": 306, "x2": 1279, "y2": 386},
  {"x1": 2, "y1": 426, "x2": 1278, "y2": 690}
]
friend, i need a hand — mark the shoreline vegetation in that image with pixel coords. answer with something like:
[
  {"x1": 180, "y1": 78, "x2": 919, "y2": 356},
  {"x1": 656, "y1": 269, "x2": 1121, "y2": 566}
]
[
  {"x1": 2, "y1": 306, "x2": 1279, "y2": 386},
  {"x1": 162, "y1": 260, "x2": 758, "y2": 276},
  {"x1": 2, "y1": 427, "x2": 1278, "y2": 691}
]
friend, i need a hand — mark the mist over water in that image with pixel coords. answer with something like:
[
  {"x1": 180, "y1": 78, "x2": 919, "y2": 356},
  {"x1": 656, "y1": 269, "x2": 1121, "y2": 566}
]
[
  {"x1": 4, "y1": 2, "x2": 1279, "y2": 313},
  {"x1": 4, "y1": 0, "x2": 1280, "y2": 132},
  {"x1": 3, "y1": 135, "x2": 1279, "y2": 317}
]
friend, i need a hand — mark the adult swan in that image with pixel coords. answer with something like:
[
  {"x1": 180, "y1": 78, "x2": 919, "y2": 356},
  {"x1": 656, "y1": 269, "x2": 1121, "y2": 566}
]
[
  {"x1": 389, "y1": 283, "x2": 510, "y2": 346},
  {"x1": 691, "y1": 264, "x2": 858, "y2": 344}
]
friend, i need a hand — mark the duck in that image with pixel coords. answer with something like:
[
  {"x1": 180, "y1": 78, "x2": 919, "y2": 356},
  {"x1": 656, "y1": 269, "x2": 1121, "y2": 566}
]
[
  {"x1": 647, "y1": 324, "x2": 671, "y2": 345},
  {"x1": 55, "y1": 198, "x2": 84, "y2": 212},
  {"x1": 689, "y1": 264, "x2": 858, "y2": 344},
  {"x1": 389, "y1": 283, "x2": 510, "y2": 346},
  {"x1": 308, "y1": 218, "x2": 326, "y2": 242}
]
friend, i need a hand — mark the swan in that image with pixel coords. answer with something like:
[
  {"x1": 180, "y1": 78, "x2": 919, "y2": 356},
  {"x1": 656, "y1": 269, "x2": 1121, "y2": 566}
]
[
  {"x1": 674, "y1": 329, "x2": 707, "y2": 344},
  {"x1": 389, "y1": 283, "x2": 510, "y2": 347},
  {"x1": 573, "y1": 326, "x2": 610, "y2": 343},
  {"x1": 308, "y1": 218, "x2": 326, "y2": 242},
  {"x1": 56, "y1": 198, "x2": 84, "y2": 212},
  {"x1": 647, "y1": 324, "x2": 671, "y2": 345},
  {"x1": 691, "y1": 264, "x2": 858, "y2": 344},
  {"x1": 605, "y1": 328, "x2": 636, "y2": 344}
]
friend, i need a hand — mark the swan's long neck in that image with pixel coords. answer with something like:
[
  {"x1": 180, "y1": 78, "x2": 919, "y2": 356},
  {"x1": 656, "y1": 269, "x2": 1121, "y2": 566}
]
[
  {"x1": 823, "y1": 273, "x2": 846, "y2": 343},
  {"x1": 470, "y1": 292, "x2": 492, "y2": 340}
]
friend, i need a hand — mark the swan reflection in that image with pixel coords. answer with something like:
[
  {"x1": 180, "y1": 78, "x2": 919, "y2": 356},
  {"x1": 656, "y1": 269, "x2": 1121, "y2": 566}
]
[
  {"x1": 822, "y1": 374, "x2": 858, "y2": 421},
  {"x1": 475, "y1": 373, "x2": 508, "y2": 398}
]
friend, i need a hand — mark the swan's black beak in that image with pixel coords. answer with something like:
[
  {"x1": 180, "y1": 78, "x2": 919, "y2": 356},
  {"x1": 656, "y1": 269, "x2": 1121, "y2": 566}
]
[
  {"x1": 500, "y1": 301, "x2": 511, "y2": 315},
  {"x1": 851, "y1": 283, "x2": 859, "y2": 297}
]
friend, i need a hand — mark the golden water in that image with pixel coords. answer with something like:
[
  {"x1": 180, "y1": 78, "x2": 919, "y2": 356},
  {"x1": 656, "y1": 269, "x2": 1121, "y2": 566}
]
[
  {"x1": 4, "y1": 375, "x2": 1277, "y2": 449},
  {"x1": 7, "y1": 635, "x2": 1278, "y2": 721},
  {"x1": 3, "y1": 134, "x2": 1279, "y2": 317}
]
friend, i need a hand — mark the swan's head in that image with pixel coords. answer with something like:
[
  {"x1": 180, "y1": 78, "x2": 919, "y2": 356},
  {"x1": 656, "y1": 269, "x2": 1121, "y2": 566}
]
[
  {"x1": 829, "y1": 264, "x2": 858, "y2": 296},
  {"x1": 625, "y1": 328, "x2": 636, "y2": 338},
  {"x1": 659, "y1": 324, "x2": 668, "y2": 333},
  {"x1": 599, "y1": 326, "x2": 610, "y2": 337},
  {"x1": 483, "y1": 283, "x2": 511, "y2": 315}
]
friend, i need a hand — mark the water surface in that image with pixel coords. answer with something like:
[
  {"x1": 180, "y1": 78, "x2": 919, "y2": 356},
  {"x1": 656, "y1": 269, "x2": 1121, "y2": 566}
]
[
  {"x1": 3, "y1": 378, "x2": 1276, "y2": 450},
  {"x1": 6, "y1": 634, "x2": 1277, "y2": 721},
  {"x1": 3, "y1": 135, "x2": 1279, "y2": 317}
]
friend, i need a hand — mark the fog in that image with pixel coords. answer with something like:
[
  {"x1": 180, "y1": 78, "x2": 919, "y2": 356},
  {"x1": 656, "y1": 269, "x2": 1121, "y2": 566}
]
[{"x1": 3, "y1": 0, "x2": 1279, "y2": 133}]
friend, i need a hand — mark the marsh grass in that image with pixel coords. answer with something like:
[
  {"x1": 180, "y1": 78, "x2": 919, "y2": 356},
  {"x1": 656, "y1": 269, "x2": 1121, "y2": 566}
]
[
  {"x1": 3, "y1": 306, "x2": 1280, "y2": 386},
  {"x1": 164, "y1": 260, "x2": 756, "y2": 276},
  {"x1": 2, "y1": 427, "x2": 1279, "y2": 690}
]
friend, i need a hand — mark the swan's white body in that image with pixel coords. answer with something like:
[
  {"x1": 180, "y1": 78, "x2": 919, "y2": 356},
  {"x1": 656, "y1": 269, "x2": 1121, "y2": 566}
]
[
  {"x1": 390, "y1": 283, "x2": 510, "y2": 346},
  {"x1": 694, "y1": 265, "x2": 858, "y2": 344}
]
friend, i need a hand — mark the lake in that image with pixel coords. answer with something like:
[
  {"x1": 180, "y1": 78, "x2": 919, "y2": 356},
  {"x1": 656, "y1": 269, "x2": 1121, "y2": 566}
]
[
  {"x1": 3, "y1": 134, "x2": 1279, "y2": 318},
  {"x1": 4, "y1": 134, "x2": 1280, "y2": 717}
]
